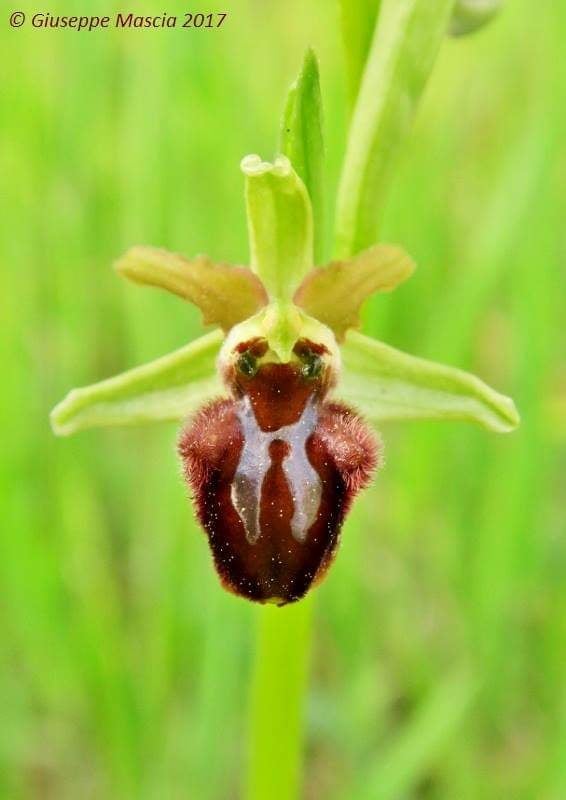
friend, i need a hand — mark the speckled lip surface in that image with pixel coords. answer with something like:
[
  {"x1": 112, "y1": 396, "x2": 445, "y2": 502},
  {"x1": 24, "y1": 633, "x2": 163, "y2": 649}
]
[{"x1": 179, "y1": 354, "x2": 378, "y2": 604}]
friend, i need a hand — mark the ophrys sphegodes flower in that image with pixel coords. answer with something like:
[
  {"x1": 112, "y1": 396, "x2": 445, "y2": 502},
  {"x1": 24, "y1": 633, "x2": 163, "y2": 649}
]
[{"x1": 51, "y1": 155, "x2": 519, "y2": 605}]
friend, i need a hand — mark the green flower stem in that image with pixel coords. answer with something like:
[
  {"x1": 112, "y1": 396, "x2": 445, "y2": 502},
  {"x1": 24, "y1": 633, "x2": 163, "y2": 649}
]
[
  {"x1": 245, "y1": 598, "x2": 313, "y2": 800},
  {"x1": 335, "y1": 0, "x2": 455, "y2": 257}
]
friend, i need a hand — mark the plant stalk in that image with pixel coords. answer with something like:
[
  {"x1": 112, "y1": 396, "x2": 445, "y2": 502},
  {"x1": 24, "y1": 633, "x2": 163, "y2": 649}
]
[{"x1": 244, "y1": 598, "x2": 313, "y2": 800}]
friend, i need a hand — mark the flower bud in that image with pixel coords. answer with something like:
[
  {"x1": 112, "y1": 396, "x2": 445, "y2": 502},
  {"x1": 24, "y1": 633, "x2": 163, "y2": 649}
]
[{"x1": 450, "y1": 0, "x2": 501, "y2": 37}]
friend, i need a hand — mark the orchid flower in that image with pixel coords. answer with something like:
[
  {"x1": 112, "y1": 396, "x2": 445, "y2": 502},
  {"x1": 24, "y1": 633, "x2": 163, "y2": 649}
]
[
  {"x1": 51, "y1": 150, "x2": 518, "y2": 604},
  {"x1": 51, "y1": 35, "x2": 518, "y2": 606}
]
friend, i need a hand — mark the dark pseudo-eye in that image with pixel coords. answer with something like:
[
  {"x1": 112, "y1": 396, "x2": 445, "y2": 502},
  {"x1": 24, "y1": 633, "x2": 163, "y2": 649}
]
[
  {"x1": 237, "y1": 351, "x2": 258, "y2": 377},
  {"x1": 300, "y1": 352, "x2": 322, "y2": 380}
]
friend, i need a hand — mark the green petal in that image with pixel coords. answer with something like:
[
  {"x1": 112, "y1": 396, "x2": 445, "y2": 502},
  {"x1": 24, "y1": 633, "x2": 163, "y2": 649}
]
[
  {"x1": 280, "y1": 48, "x2": 325, "y2": 263},
  {"x1": 242, "y1": 155, "x2": 314, "y2": 302},
  {"x1": 51, "y1": 330, "x2": 224, "y2": 436},
  {"x1": 337, "y1": 330, "x2": 519, "y2": 433},
  {"x1": 115, "y1": 246, "x2": 267, "y2": 331},
  {"x1": 293, "y1": 243, "x2": 415, "y2": 341}
]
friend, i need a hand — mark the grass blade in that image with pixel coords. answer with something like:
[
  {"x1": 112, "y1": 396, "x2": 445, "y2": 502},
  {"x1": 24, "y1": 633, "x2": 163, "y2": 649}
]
[{"x1": 347, "y1": 673, "x2": 476, "y2": 800}]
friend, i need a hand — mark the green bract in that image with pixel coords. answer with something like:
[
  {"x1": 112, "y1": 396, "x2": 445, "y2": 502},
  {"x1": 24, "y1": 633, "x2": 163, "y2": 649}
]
[{"x1": 51, "y1": 153, "x2": 518, "y2": 438}]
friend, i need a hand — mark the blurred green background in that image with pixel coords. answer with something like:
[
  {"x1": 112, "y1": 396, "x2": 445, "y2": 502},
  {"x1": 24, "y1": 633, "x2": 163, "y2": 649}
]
[{"x1": 1, "y1": 0, "x2": 564, "y2": 797}]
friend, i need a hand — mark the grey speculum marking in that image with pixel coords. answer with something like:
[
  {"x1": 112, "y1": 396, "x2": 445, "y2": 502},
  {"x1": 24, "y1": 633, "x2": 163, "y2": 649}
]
[{"x1": 231, "y1": 396, "x2": 322, "y2": 544}]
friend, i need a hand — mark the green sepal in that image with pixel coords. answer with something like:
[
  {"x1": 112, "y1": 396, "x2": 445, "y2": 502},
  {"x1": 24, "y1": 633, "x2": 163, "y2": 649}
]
[
  {"x1": 115, "y1": 246, "x2": 268, "y2": 332},
  {"x1": 280, "y1": 48, "x2": 325, "y2": 263},
  {"x1": 51, "y1": 330, "x2": 224, "y2": 436},
  {"x1": 242, "y1": 155, "x2": 314, "y2": 302},
  {"x1": 293, "y1": 243, "x2": 415, "y2": 341},
  {"x1": 338, "y1": 330, "x2": 519, "y2": 433}
]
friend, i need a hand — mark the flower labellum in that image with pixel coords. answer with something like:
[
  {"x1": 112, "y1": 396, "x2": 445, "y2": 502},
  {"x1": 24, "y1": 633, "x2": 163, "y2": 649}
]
[{"x1": 179, "y1": 329, "x2": 379, "y2": 604}]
